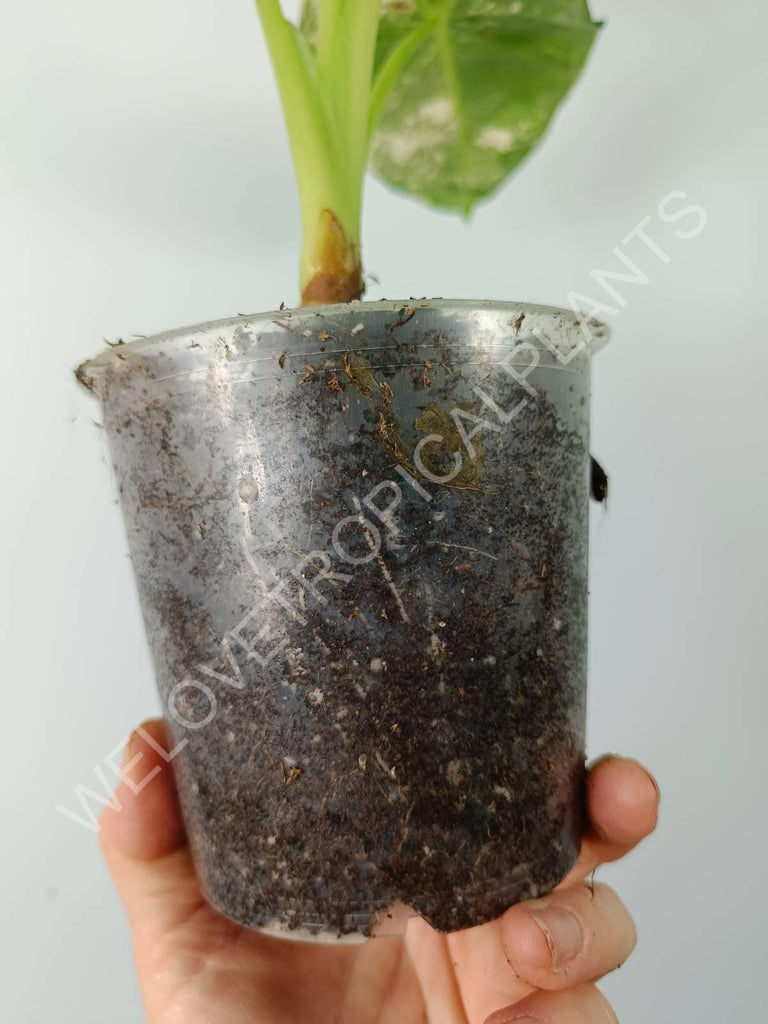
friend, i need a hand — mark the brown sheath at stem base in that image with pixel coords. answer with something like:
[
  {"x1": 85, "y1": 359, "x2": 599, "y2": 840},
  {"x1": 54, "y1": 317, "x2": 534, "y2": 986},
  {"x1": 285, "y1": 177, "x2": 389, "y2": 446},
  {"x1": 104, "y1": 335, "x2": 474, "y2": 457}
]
[{"x1": 301, "y1": 209, "x2": 365, "y2": 306}]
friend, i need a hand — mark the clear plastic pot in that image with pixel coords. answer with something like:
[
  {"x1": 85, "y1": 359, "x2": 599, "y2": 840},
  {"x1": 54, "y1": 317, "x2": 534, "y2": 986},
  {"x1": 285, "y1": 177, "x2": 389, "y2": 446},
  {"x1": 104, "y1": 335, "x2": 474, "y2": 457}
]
[{"x1": 79, "y1": 299, "x2": 608, "y2": 939}]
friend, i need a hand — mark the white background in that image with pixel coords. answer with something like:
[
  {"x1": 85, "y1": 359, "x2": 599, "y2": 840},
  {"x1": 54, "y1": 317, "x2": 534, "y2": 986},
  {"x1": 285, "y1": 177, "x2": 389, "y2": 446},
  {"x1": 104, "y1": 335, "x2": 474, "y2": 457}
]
[{"x1": 2, "y1": 0, "x2": 767, "y2": 1020}]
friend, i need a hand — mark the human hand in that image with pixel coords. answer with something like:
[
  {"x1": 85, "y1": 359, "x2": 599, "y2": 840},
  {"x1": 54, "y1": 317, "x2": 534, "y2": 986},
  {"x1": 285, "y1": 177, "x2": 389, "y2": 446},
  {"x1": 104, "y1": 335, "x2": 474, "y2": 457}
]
[{"x1": 100, "y1": 720, "x2": 659, "y2": 1023}]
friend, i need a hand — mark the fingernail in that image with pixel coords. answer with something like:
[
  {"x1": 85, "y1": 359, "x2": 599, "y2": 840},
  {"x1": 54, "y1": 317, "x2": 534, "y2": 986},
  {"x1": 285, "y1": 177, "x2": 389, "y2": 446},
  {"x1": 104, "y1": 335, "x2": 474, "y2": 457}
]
[
  {"x1": 498, "y1": 1017, "x2": 542, "y2": 1023},
  {"x1": 123, "y1": 729, "x2": 141, "y2": 766},
  {"x1": 589, "y1": 752, "x2": 621, "y2": 769},
  {"x1": 645, "y1": 769, "x2": 661, "y2": 805},
  {"x1": 528, "y1": 905, "x2": 582, "y2": 968}
]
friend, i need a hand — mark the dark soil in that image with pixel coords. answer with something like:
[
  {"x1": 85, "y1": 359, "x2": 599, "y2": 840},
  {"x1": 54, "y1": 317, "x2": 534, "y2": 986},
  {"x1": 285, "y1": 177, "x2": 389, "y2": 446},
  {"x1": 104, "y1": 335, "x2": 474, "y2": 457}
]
[{"x1": 91, "y1": 303, "x2": 591, "y2": 937}]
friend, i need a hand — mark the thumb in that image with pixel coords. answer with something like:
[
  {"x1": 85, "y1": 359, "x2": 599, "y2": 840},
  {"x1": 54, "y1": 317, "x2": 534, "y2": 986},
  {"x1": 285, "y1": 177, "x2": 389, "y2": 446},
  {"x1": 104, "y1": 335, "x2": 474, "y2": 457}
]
[{"x1": 98, "y1": 719, "x2": 203, "y2": 938}]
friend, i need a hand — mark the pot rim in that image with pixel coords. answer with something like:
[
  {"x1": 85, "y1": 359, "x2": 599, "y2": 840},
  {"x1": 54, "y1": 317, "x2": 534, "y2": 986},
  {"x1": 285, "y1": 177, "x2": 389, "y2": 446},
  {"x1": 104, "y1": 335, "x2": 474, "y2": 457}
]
[{"x1": 77, "y1": 298, "x2": 609, "y2": 393}]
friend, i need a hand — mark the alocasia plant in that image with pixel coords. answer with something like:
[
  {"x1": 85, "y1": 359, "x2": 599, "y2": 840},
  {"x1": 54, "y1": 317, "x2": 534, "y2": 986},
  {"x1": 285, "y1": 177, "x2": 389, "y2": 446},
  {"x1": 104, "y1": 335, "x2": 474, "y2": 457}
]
[{"x1": 255, "y1": 0, "x2": 599, "y2": 305}]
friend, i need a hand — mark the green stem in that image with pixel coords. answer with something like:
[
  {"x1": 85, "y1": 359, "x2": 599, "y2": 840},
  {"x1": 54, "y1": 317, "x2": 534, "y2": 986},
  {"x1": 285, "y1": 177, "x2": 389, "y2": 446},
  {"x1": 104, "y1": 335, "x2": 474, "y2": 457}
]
[{"x1": 255, "y1": 0, "x2": 379, "y2": 305}]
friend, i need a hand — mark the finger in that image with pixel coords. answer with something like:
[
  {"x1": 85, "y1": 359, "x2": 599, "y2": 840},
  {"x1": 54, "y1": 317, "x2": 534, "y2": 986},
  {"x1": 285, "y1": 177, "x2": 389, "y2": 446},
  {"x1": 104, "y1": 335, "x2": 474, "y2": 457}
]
[
  {"x1": 100, "y1": 719, "x2": 187, "y2": 860},
  {"x1": 562, "y1": 755, "x2": 660, "y2": 885},
  {"x1": 499, "y1": 882, "x2": 636, "y2": 990},
  {"x1": 484, "y1": 981, "x2": 618, "y2": 1024},
  {"x1": 98, "y1": 719, "x2": 204, "y2": 938}
]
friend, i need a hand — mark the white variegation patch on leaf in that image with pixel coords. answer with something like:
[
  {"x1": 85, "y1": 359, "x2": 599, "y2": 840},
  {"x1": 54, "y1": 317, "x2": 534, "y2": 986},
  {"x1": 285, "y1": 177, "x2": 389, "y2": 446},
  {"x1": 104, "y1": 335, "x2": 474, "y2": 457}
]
[{"x1": 371, "y1": 0, "x2": 600, "y2": 212}]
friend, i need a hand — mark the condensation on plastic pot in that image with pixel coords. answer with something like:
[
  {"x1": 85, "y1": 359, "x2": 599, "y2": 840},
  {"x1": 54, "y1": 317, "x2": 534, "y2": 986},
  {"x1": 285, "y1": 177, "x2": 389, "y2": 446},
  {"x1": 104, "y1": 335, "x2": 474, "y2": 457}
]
[{"x1": 78, "y1": 299, "x2": 609, "y2": 941}]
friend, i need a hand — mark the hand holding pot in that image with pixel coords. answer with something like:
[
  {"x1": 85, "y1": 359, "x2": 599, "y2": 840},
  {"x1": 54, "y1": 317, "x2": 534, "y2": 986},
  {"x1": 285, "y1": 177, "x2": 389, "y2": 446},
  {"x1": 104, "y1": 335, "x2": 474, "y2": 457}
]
[{"x1": 100, "y1": 720, "x2": 659, "y2": 1024}]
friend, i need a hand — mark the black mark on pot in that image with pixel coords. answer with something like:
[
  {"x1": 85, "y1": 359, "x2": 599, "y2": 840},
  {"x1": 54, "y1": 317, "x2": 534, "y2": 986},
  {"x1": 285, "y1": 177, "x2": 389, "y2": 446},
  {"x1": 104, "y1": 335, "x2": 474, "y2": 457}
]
[{"x1": 590, "y1": 457, "x2": 608, "y2": 504}]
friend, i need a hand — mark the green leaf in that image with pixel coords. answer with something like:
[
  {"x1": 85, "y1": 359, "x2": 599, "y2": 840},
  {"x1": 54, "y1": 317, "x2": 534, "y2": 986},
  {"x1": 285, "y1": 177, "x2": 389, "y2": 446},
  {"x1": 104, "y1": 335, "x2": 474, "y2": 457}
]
[{"x1": 369, "y1": 0, "x2": 600, "y2": 213}]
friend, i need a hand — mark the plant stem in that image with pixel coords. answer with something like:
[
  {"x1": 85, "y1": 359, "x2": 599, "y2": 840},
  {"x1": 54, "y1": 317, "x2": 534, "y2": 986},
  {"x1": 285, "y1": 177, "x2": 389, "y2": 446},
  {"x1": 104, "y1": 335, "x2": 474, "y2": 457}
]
[{"x1": 255, "y1": 0, "x2": 380, "y2": 306}]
